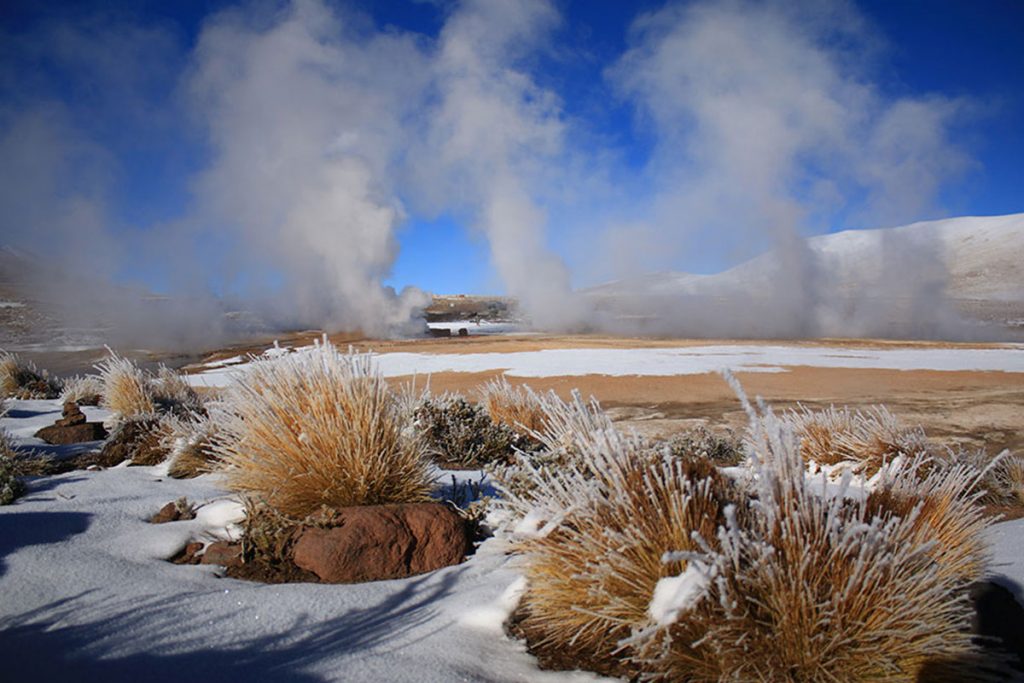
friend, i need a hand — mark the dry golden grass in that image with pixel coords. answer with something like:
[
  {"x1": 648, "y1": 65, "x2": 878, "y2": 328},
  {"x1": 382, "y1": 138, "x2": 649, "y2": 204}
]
[
  {"x1": 96, "y1": 352, "x2": 154, "y2": 418},
  {"x1": 480, "y1": 378, "x2": 548, "y2": 437},
  {"x1": 151, "y1": 365, "x2": 203, "y2": 415},
  {"x1": 950, "y1": 448, "x2": 1024, "y2": 508},
  {"x1": 782, "y1": 404, "x2": 930, "y2": 476},
  {"x1": 505, "y1": 375, "x2": 994, "y2": 681},
  {"x1": 631, "y1": 397, "x2": 986, "y2": 681},
  {"x1": 865, "y1": 458, "x2": 989, "y2": 583},
  {"x1": 210, "y1": 344, "x2": 434, "y2": 518},
  {"x1": 163, "y1": 415, "x2": 219, "y2": 479},
  {"x1": 512, "y1": 446, "x2": 735, "y2": 672},
  {"x1": 0, "y1": 351, "x2": 62, "y2": 399},
  {"x1": 60, "y1": 374, "x2": 104, "y2": 405}
]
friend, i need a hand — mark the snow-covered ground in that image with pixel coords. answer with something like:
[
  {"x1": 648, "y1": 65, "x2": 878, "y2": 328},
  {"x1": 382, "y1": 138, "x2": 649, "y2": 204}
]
[
  {"x1": 188, "y1": 342, "x2": 1024, "y2": 387},
  {"x1": 0, "y1": 399, "x2": 607, "y2": 683},
  {"x1": 2, "y1": 395, "x2": 1023, "y2": 681}
]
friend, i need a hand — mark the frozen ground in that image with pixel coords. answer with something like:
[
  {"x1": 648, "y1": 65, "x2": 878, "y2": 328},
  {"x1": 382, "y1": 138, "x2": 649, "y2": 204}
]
[{"x1": 188, "y1": 342, "x2": 1024, "y2": 387}]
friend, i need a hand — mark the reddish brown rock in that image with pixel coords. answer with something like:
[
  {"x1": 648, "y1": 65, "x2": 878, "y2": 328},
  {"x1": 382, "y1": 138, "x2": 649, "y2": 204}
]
[
  {"x1": 150, "y1": 502, "x2": 182, "y2": 524},
  {"x1": 201, "y1": 541, "x2": 244, "y2": 568},
  {"x1": 55, "y1": 402, "x2": 87, "y2": 427},
  {"x1": 172, "y1": 542, "x2": 205, "y2": 565},
  {"x1": 34, "y1": 421, "x2": 107, "y2": 444},
  {"x1": 292, "y1": 502, "x2": 468, "y2": 583}
]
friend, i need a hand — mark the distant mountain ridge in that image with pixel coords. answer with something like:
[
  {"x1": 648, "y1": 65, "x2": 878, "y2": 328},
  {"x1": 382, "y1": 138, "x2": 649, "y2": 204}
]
[{"x1": 584, "y1": 213, "x2": 1024, "y2": 337}]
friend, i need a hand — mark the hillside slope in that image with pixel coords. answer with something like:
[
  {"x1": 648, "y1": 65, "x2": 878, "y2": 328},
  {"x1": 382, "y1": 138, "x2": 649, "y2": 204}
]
[{"x1": 585, "y1": 214, "x2": 1024, "y2": 338}]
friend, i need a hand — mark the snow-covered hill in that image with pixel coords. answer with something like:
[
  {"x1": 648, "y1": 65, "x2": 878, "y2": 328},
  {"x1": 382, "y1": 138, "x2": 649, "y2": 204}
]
[{"x1": 585, "y1": 214, "x2": 1024, "y2": 337}]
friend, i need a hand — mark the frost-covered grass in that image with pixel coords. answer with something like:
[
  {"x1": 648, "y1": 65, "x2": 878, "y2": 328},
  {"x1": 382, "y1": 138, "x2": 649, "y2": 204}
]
[
  {"x1": 210, "y1": 342, "x2": 434, "y2": 517},
  {"x1": 60, "y1": 373, "x2": 104, "y2": 405},
  {"x1": 0, "y1": 351, "x2": 62, "y2": 399},
  {"x1": 480, "y1": 378, "x2": 548, "y2": 438},
  {"x1": 163, "y1": 414, "x2": 220, "y2": 479},
  {"x1": 499, "y1": 376, "x2": 1002, "y2": 681},
  {"x1": 97, "y1": 352, "x2": 155, "y2": 418},
  {"x1": 782, "y1": 404, "x2": 930, "y2": 476}
]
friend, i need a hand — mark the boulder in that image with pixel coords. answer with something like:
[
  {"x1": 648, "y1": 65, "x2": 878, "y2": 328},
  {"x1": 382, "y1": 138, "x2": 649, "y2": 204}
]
[
  {"x1": 292, "y1": 502, "x2": 468, "y2": 583},
  {"x1": 34, "y1": 422, "x2": 107, "y2": 445}
]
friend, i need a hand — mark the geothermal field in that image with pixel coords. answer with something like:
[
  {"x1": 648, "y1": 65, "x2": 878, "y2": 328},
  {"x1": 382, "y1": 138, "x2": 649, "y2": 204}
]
[
  {"x1": 1, "y1": 328, "x2": 1023, "y2": 682},
  {"x1": 3, "y1": 0, "x2": 1024, "y2": 681}
]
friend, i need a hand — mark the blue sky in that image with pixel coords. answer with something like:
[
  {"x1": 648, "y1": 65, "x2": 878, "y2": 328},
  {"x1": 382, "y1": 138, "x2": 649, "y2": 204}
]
[{"x1": 1, "y1": 0, "x2": 1022, "y2": 308}]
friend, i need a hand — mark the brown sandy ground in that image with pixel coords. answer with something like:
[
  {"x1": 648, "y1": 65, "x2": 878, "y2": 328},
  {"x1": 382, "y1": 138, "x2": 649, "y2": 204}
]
[{"x1": 191, "y1": 332, "x2": 1023, "y2": 455}]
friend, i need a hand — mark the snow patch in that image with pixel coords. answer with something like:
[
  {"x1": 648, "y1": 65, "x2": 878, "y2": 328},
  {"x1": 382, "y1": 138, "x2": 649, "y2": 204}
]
[
  {"x1": 460, "y1": 575, "x2": 528, "y2": 633},
  {"x1": 648, "y1": 559, "x2": 713, "y2": 626}
]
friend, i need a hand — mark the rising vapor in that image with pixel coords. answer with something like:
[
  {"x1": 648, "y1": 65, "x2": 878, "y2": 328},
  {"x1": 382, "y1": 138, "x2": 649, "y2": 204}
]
[{"x1": 0, "y1": 0, "x2": 991, "y2": 347}]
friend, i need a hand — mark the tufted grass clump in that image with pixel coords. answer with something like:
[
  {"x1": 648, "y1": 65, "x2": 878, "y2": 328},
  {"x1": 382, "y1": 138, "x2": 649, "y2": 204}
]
[
  {"x1": 96, "y1": 352, "x2": 155, "y2": 418},
  {"x1": 503, "y1": 425, "x2": 739, "y2": 678},
  {"x1": 503, "y1": 376, "x2": 998, "y2": 681},
  {"x1": 150, "y1": 365, "x2": 204, "y2": 416},
  {"x1": 163, "y1": 413, "x2": 220, "y2": 478},
  {"x1": 210, "y1": 343, "x2": 434, "y2": 518},
  {"x1": 60, "y1": 374, "x2": 104, "y2": 406},
  {"x1": 0, "y1": 351, "x2": 62, "y2": 399},
  {"x1": 0, "y1": 413, "x2": 23, "y2": 504},
  {"x1": 480, "y1": 378, "x2": 549, "y2": 438},
  {"x1": 781, "y1": 403, "x2": 931, "y2": 476}
]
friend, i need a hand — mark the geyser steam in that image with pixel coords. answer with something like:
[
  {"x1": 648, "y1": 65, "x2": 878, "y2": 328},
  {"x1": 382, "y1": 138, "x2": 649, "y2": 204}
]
[{"x1": 0, "y1": 0, "x2": 995, "y2": 346}]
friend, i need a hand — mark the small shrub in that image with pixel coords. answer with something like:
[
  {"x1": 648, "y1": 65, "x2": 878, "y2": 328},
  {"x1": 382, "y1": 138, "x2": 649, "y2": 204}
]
[
  {"x1": 0, "y1": 451, "x2": 23, "y2": 505},
  {"x1": 0, "y1": 351, "x2": 62, "y2": 399},
  {"x1": 0, "y1": 421, "x2": 23, "y2": 504},
  {"x1": 98, "y1": 414, "x2": 171, "y2": 466},
  {"x1": 657, "y1": 425, "x2": 745, "y2": 466},
  {"x1": 163, "y1": 414, "x2": 219, "y2": 479},
  {"x1": 414, "y1": 394, "x2": 521, "y2": 468},
  {"x1": 480, "y1": 378, "x2": 548, "y2": 437},
  {"x1": 948, "y1": 448, "x2": 1024, "y2": 508},
  {"x1": 781, "y1": 404, "x2": 930, "y2": 476},
  {"x1": 60, "y1": 374, "x2": 104, "y2": 406},
  {"x1": 210, "y1": 344, "x2": 434, "y2": 518},
  {"x1": 96, "y1": 352, "x2": 154, "y2": 418},
  {"x1": 151, "y1": 365, "x2": 204, "y2": 416}
]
